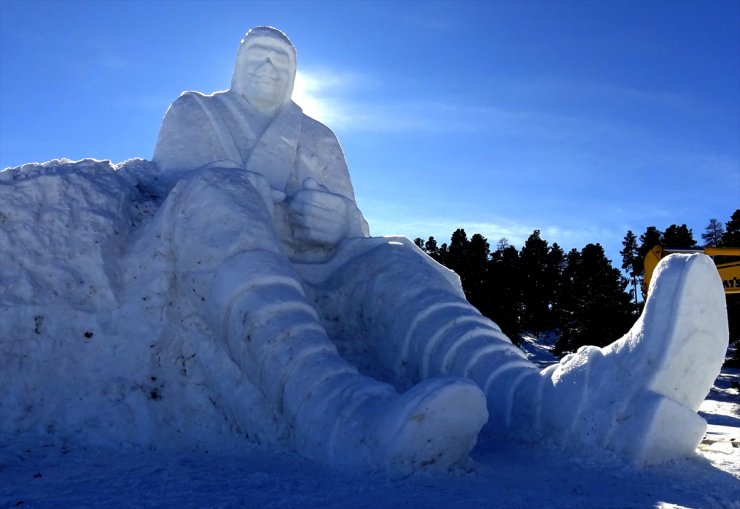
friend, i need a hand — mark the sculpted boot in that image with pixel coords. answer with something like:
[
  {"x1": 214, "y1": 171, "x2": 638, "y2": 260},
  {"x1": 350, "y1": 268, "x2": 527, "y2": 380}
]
[{"x1": 503, "y1": 253, "x2": 728, "y2": 463}]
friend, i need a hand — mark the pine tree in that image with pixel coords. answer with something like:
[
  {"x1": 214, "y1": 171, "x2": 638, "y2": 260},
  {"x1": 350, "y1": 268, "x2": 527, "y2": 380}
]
[
  {"x1": 519, "y1": 230, "x2": 554, "y2": 337},
  {"x1": 663, "y1": 224, "x2": 697, "y2": 249},
  {"x1": 702, "y1": 218, "x2": 725, "y2": 247},
  {"x1": 554, "y1": 244, "x2": 633, "y2": 355},
  {"x1": 720, "y1": 209, "x2": 740, "y2": 247},
  {"x1": 620, "y1": 230, "x2": 640, "y2": 307},
  {"x1": 446, "y1": 229, "x2": 469, "y2": 283},
  {"x1": 465, "y1": 233, "x2": 491, "y2": 311},
  {"x1": 424, "y1": 236, "x2": 440, "y2": 261},
  {"x1": 438, "y1": 242, "x2": 449, "y2": 264},
  {"x1": 555, "y1": 248, "x2": 581, "y2": 353},
  {"x1": 546, "y1": 242, "x2": 566, "y2": 327},
  {"x1": 637, "y1": 226, "x2": 663, "y2": 276},
  {"x1": 487, "y1": 243, "x2": 522, "y2": 341}
]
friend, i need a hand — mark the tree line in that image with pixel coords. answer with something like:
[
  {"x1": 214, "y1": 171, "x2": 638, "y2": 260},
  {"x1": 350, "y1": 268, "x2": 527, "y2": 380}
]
[{"x1": 414, "y1": 209, "x2": 740, "y2": 360}]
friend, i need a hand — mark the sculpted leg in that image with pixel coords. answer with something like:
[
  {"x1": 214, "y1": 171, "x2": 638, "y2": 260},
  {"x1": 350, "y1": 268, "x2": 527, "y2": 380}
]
[
  {"x1": 211, "y1": 250, "x2": 487, "y2": 470},
  {"x1": 167, "y1": 171, "x2": 487, "y2": 470},
  {"x1": 320, "y1": 238, "x2": 727, "y2": 463},
  {"x1": 318, "y1": 238, "x2": 536, "y2": 401}
]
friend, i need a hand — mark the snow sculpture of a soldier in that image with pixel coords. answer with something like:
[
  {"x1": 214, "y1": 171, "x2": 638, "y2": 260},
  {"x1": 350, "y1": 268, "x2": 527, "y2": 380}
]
[{"x1": 152, "y1": 26, "x2": 728, "y2": 471}]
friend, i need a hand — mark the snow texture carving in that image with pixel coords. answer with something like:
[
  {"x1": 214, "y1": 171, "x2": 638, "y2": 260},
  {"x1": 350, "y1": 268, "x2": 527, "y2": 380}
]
[{"x1": 0, "y1": 26, "x2": 729, "y2": 472}]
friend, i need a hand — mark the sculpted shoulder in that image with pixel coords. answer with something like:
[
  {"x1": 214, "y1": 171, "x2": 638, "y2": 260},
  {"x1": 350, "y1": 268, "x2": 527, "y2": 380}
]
[
  {"x1": 297, "y1": 107, "x2": 345, "y2": 158},
  {"x1": 166, "y1": 90, "x2": 226, "y2": 115},
  {"x1": 300, "y1": 111, "x2": 340, "y2": 144},
  {"x1": 153, "y1": 90, "x2": 233, "y2": 173}
]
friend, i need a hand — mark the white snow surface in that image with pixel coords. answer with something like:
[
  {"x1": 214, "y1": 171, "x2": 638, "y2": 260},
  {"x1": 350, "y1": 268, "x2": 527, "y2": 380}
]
[
  {"x1": 1, "y1": 402, "x2": 738, "y2": 509},
  {"x1": 1, "y1": 158, "x2": 738, "y2": 507}
]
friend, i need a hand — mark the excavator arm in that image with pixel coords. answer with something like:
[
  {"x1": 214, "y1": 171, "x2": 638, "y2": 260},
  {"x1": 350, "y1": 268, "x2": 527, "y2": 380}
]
[{"x1": 643, "y1": 246, "x2": 740, "y2": 297}]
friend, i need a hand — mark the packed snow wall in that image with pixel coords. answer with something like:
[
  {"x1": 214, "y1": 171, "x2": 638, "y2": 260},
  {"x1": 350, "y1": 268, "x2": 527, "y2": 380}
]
[{"x1": 0, "y1": 159, "x2": 282, "y2": 452}]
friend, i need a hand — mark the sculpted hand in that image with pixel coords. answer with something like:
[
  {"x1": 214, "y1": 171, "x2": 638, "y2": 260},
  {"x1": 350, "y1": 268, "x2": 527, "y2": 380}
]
[
  {"x1": 243, "y1": 170, "x2": 286, "y2": 217},
  {"x1": 288, "y1": 178, "x2": 351, "y2": 247}
]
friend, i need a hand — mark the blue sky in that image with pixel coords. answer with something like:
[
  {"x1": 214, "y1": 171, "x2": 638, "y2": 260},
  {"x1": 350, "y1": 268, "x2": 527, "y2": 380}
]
[{"x1": 1, "y1": 0, "x2": 738, "y2": 265}]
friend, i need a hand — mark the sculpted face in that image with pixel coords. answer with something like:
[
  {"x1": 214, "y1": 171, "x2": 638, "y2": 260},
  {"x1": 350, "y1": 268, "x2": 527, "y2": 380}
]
[{"x1": 231, "y1": 31, "x2": 296, "y2": 115}]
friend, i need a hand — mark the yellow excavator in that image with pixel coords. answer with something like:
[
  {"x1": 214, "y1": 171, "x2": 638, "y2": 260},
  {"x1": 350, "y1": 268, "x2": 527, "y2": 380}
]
[{"x1": 643, "y1": 245, "x2": 740, "y2": 297}]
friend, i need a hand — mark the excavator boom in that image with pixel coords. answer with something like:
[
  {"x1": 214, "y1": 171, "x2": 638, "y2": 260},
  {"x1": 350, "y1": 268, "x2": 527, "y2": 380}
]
[{"x1": 643, "y1": 246, "x2": 740, "y2": 296}]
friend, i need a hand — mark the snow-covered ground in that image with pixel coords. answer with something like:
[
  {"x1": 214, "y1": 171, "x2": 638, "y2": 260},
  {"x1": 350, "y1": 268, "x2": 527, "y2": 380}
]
[{"x1": 2, "y1": 344, "x2": 737, "y2": 509}]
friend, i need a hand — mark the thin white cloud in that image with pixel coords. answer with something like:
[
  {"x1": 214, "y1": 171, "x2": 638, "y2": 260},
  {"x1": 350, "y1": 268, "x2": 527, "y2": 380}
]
[
  {"x1": 362, "y1": 202, "x2": 608, "y2": 250},
  {"x1": 291, "y1": 67, "x2": 727, "y2": 165},
  {"x1": 501, "y1": 75, "x2": 698, "y2": 112},
  {"x1": 291, "y1": 68, "x2": 617, "y2": 140},
  {"x1": 370, "y1": 215, "x2": 622, "y2": 254}
]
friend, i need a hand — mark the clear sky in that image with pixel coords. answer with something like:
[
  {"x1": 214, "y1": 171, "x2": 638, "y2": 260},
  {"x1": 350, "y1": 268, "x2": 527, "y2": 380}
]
[{"x1": 1, "y1": 0, "x2": 738, "y2": 265}]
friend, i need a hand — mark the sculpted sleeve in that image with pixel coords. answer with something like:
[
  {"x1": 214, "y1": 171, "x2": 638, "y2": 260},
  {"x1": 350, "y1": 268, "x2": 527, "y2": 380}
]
[
  {"x1": 153, "y1": 92, "x2": 242, "y2": 173},
  {"x1": 295, "y1": 115, "x2": 370, "y2": 237},
  {"x1": 296, "y1": 116, "x2": 356, "y2": 201}
]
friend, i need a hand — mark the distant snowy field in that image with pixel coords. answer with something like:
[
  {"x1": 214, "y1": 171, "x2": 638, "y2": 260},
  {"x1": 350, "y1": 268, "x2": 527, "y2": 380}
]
[{"x1": 3, "y1": 341, "x2": 737, "y2": 509}]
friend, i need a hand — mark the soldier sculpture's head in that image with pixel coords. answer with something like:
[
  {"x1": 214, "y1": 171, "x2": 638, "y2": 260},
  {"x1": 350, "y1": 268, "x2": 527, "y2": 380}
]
[{"x1": 231, "y1": 26, "x2": 297, "y2": 116}]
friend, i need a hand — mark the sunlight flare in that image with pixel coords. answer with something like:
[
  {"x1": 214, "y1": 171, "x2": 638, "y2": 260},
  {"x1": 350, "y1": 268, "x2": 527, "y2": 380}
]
[{"x1": 292, "y1": 71, "x2": 336, "y2": 124}]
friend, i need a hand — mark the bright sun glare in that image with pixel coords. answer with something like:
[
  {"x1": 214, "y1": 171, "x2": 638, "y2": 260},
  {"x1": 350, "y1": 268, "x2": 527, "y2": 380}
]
[{"x1": 292, "y1": 71, "x2": 333, "y2": 124}]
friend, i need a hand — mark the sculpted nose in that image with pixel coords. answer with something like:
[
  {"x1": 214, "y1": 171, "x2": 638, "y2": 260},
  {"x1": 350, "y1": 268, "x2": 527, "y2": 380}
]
[{"x1": 256, "y1": 58, "x2": 278, "y2": 76}]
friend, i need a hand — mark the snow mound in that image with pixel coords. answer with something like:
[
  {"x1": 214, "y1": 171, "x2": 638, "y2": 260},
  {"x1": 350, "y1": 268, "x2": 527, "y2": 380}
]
[{"x1": 0, "y1": 159, "x2": 280, "y2": 452}]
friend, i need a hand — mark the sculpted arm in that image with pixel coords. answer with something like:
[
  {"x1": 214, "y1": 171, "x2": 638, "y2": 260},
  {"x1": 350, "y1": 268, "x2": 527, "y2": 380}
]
[{"x1": 287, "y1": 119, "x2": 369, "y2": 251}]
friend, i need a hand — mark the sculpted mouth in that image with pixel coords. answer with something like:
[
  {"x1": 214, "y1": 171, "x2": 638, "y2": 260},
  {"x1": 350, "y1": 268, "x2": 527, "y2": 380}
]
[{"x1": 247, "y1": 74, "x2": 280, "y2": 85}]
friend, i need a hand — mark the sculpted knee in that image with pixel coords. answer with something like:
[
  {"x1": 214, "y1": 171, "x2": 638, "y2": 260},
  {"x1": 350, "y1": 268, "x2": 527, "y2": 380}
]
[{"x1": 364, "y1": 237, "x2": 464, "y2": 294}]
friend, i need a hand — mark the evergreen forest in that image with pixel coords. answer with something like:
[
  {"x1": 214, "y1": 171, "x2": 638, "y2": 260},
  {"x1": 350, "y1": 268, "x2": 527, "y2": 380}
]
[{"x1": 413, "y1": 209, "x2": 740, "y2": 363}]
